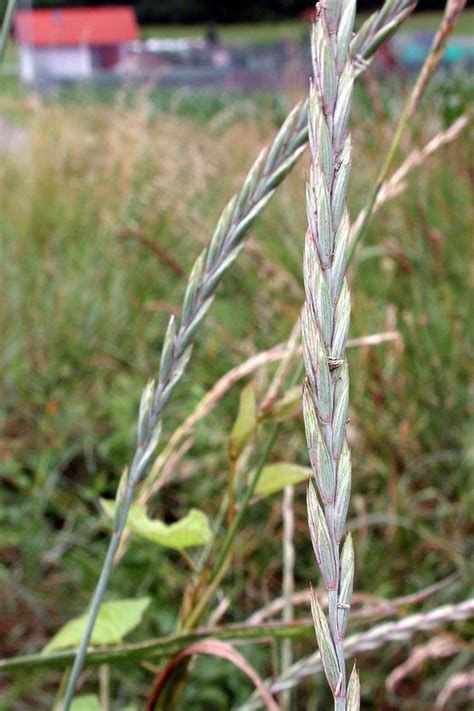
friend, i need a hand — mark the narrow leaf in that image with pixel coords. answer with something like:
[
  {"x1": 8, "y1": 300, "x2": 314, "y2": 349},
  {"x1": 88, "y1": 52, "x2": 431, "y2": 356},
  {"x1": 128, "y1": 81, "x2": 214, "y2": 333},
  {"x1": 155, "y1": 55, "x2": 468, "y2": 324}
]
[
  {"x1": 269, "y1": 385, "x2": 301, "y2": 421},
  {"x1": 331, "y1": 137, "x2": 352, "y2": 229},
  {"x1": 229, "y1": 381, "x2": 257, "y2": 459},
  {"x1": 332, "y1": 362, "x2": 349, "y2": 460},
  {"x1": 331, "y1": 212, "x2": 350, "y2": 302},
  {"x1": 137, "y1": 379, "x2": 155, "y2": 444},
  {"x1": 338, "y1": 533, "x2": 355, "y2": 638},
  {"x1": 158, "y1": 315, "x2": 176, "y2": 384},
  {"x1": 206, "y1": 195, "x2": 237, "y2": 269},
  {"x1": 319, "y1": 28, "x2": 337, "y2": 111},
  {"x1": 347, "y1": 664, "x2": 361, "y2": 711},
  {"x1": 201, "y1": 245, "x2": 243, "y2": 298},
  {"x1": 325, "y1": 0, "x2": 341, "y2": 33},
  {"x1": 263, "y1": 144, "x2": 306, "y2": 192},
  {"x1": 335, "y1": 441, "x2": 351, "y2": 543},
  {"x1": 337, "y1": 0, "x2": 356, "y2": 71},
  {"x1": 255, "y1": 463, "x2": 310, "y2": 497},
  {"x1": 307, "y1": 483, "x2": 336, "y2": 589},
  {"x1": 229, "y1": 189, "x2": 276, "y2": 247},
  {"x1": 264, "y1": 101, "x2": 301, "y2": 173},
  {"x1": 302, "y1": 384, "x2": 335, "y2": 504},
  {"x1": 317, "y1": 110, "x2": 334, "y2": 184},
  {"x1": 114, "y1": 468, "x2": 129, "y2": 528},
  {"x1": 332, "y1": 280, "x2": 351, "y2": 360},
  {"x1": 316, "y1": 167, "x2": 333, "y2": 270},
  {"x1": 236, "y1": 147, "x2": 266, "y2": 212},
  {"x1": 182, "y1": 251, "x2": 206, "y2": 326},
  {"x1": 310, "y1": 589, "x2": 341, "y2": 694}
]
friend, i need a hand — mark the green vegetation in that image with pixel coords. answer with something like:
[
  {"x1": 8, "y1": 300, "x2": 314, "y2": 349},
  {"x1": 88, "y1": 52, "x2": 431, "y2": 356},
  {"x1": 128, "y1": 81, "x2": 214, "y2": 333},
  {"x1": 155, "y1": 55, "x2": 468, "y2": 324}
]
[
  {"x1": 1, "y1": 4, "x2": 473, "y2": 709},
  {"x1": 0, "y1": 70, "x2": 472, "y2": 708}
]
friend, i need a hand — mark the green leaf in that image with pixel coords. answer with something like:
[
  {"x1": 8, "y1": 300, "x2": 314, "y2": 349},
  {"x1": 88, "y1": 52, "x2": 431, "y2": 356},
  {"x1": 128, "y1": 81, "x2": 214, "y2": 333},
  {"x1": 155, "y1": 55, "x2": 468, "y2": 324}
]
[
  {"x1": 45, "y1": 598, "x2": 150, "y2": 653},
  {"x1": 101, "y1": 499, "x2": 211, "y2": 550},
  {"x1": 269, "y1": 386, "x2": 301, "y2": 421},
  {"x1": 229, "y1": 381, "x2": 257, "y2": 459},
  {"x1": 255, "y1": 463, "x2": 311, "y2": 497},
  {"x1": 347, "y1": 664, "x2": 361, "y2": 711},
  {"x1": 70, "y1": 695, "x2": 101, "y2": 711}
]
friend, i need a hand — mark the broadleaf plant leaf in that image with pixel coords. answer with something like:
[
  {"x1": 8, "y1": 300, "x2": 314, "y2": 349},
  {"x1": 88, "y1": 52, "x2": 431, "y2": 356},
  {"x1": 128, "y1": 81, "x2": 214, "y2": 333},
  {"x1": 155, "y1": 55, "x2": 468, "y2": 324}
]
[
  {"x1": 101, "y1": 499, "x2": 212, "y2": 550},
  {"x1": 255, "y1": 463, "x2": 311, "y2": 497},
  {"x1": 229, "y1": 381, "x2": 257, "y2": 458},
  {"x1": 45, "y1": 597, "x2": 150, "y2": 652}
]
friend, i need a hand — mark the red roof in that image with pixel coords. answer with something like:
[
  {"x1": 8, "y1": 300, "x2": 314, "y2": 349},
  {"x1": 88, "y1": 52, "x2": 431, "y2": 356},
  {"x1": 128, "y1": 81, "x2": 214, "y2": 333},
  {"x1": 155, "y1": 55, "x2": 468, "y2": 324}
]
[{"x1": 14, "y1": 6, "x2": 139, "y2": 47}]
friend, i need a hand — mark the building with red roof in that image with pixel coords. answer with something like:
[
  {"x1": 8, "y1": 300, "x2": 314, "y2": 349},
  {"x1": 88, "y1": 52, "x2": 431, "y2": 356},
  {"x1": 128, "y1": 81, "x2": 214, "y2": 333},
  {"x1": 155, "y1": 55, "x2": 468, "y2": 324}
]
[{"x1": 14, "y1": 6, "x2": 138, "y2": 83}]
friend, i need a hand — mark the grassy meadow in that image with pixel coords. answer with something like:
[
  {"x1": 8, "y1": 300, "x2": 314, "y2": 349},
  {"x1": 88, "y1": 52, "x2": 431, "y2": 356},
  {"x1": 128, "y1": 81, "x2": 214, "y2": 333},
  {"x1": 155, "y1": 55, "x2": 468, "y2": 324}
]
[{"x1": 0, "y1": 66, "x2": 473, "y2": 709}]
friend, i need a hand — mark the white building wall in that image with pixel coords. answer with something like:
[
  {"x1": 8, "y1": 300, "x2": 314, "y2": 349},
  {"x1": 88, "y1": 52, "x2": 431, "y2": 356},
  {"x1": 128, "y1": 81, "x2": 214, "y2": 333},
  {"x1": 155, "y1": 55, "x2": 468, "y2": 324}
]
[
  {"x1": 19, "y1": 46, "x2": 93, "y2": 83},
  {"x1": 19, "y1": 46, "x2": 35, "y2": 83}
]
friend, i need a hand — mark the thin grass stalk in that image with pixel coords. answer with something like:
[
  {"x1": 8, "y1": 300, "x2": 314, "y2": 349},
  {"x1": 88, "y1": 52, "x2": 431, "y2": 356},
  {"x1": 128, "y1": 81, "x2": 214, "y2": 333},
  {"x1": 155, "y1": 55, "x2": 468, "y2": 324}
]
[
  {"x1": 0, "y1": 0, "x2": 17, "y2": 66},
  {"x1": 242, "y1": 599, "x2": 474, "y2": 707},
  {"x1": 178, "y1": 324, "x2": 302, "y2": 623},
  {"x1": 61, "y1": 3, "x2": 417, "y2": 704},
  {"x1": 302, "y1": 1, "x2": 358, "y2": 708},
  {"x1": 246, "y1": 573, "x2": 459, "y2": 625},
  {"x1": 2, "y1": 589, "x2": 467, "y2": 674},
  {"x1": 373, "y1": 113, "x2": 469, "y2": 209},
  {"x1": 348, "y1": 0, "x2": 467, "y2": 261},
  {"x1": 348, "y1": 112, "x2": 469, "y2": 250},
  {"x1": 281, "y1": 484, "x2": 295, "y2": 710},
  {"x1": 180, "y1": 367, "x2": 305, "y2": 634}
]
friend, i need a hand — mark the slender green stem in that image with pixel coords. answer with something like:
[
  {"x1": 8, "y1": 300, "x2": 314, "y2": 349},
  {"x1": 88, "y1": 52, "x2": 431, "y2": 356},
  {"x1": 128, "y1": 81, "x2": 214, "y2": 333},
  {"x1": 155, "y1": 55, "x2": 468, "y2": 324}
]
[
  {"x1": 5, "y1": 596, "x2": 470, "y2": 679},
  {"x1": 0, "y1": 0, "x2": 17, "y2": 66},
  {"x1": 181, "y1": 422, "x2": 282, "y2": 632},
  {"x1": 281, "y1": 484, "x2": 295, "y2": 710},
  {"x1": 2, "y1": 576, "x2": 458, "y2": 675},
  {"x1": 348, "y1": 0, "x2": 466, "y2": 263},
  {"x1": 348, "y1": 117, "x2": 406, "y2": 263},
  {"x1": 61, "y1": 483, "x2": 135, "y2": 710},
  {"x1": 182, "y1": 362, "x2": 304, "y2": 634},
  {"x1": 196, "y1": 491, "x2": 229, "y2": 572},
  {"x1": 2, "y1": 620, "x2": 317, "y2": 674}
]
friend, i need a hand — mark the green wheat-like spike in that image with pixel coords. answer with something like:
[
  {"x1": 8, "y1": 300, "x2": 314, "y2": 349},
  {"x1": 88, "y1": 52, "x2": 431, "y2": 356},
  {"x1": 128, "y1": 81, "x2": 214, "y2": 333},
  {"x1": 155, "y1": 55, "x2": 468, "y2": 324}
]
[
  {"x1": 60, "y1": 2, "x2": 417, "y2": 706},
  {"x1": 302, "y1": 1, "x2": 357, "y2": 709}
]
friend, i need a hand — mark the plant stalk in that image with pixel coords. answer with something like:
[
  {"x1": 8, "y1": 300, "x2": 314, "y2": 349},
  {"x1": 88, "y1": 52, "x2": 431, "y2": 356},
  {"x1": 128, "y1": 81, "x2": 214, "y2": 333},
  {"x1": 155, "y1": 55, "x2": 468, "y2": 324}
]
[
  {"x1": 3, "y1": 598, "x2": 470, "y2": 678},
  {"x1": 61, "y1": 483, "x2": 135, "y2": 709},
  {"x1": 302, "y1": 0, "x2": 358, "y2": 706},
  {"x1": 0, "y1": 0, "x2": 17, "y2": 66},
  {"x1": 348, "y1": 0, "x2": 467, "y2": 261}
]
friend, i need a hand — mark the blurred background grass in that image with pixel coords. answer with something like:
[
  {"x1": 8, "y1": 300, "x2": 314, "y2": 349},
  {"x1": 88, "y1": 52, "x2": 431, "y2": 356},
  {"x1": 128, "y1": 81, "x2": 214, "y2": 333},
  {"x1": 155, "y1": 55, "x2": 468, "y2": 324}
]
[{"x1": 0, "y1": 51, "x2": 473, "y2": 711}]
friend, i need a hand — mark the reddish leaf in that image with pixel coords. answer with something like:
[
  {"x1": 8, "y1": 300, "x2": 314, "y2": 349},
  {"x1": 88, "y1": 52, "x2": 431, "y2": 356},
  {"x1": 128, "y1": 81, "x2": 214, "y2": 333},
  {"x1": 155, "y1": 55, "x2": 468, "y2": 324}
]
[{"x1": 145, "y1": 638, "x2": 280, "y2": 711}]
